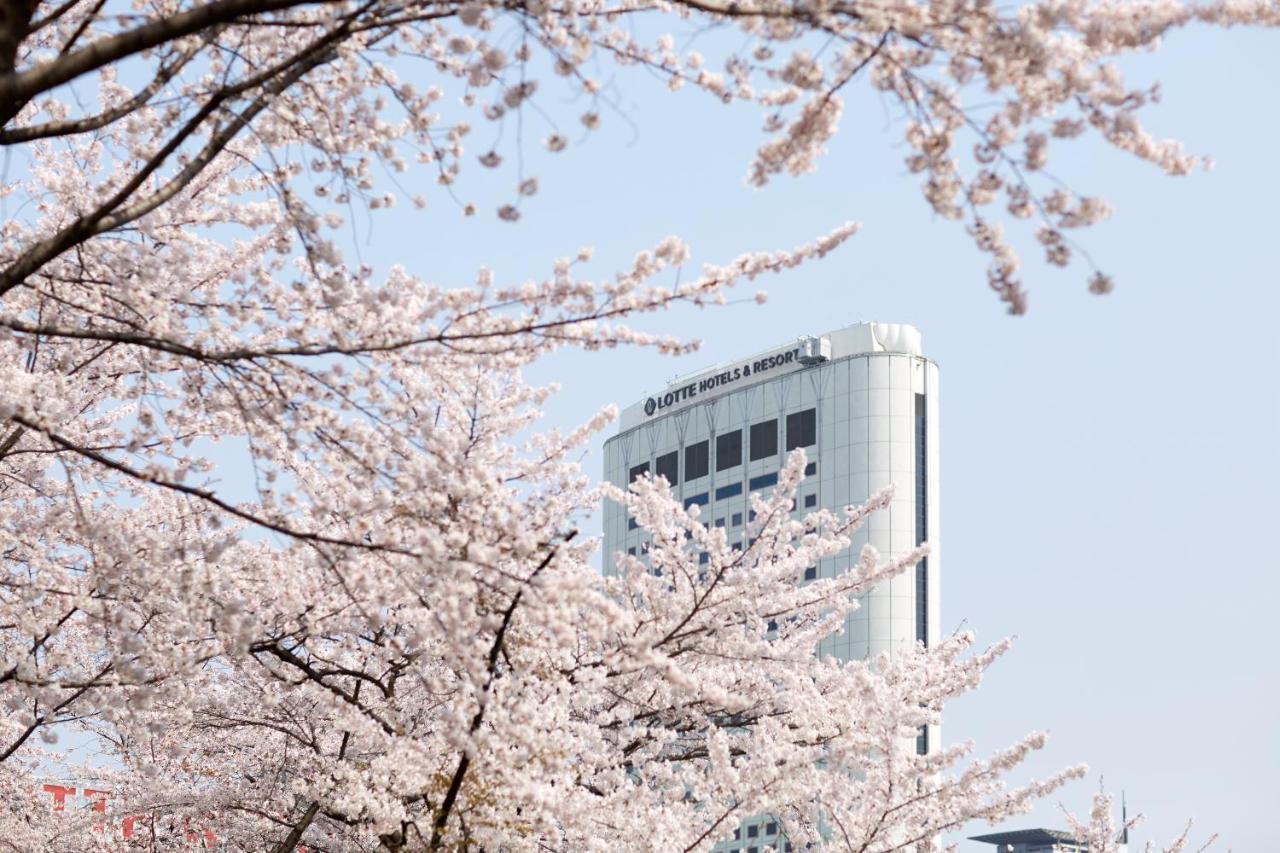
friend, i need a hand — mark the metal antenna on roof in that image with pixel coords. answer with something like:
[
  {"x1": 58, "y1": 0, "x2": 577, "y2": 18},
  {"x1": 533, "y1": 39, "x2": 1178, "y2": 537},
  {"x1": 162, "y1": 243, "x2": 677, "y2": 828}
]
[{"x1": 1121, "y1": 791, "x2": 1129, "y2": 844}]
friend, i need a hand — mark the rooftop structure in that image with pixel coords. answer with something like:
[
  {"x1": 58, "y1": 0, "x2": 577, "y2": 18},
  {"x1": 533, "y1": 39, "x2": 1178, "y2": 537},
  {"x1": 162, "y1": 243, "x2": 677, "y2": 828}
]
[{"x1": 969, "y1": 828, "x2": 1090, "y2": 852}]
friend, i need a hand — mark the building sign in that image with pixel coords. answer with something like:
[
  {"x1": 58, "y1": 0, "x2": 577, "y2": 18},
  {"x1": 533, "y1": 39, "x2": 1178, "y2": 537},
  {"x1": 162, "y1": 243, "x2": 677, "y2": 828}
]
[{"x1": 642, "y1": 347, "x2": 802, "y2": 418}]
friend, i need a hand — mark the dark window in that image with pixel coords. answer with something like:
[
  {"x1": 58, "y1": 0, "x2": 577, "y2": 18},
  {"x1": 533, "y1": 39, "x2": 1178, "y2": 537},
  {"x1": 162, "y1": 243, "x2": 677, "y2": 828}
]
[
  {"x1": 628, "y1": 517, "x2": 637, "y2": 530},
  {"x1": 749, "y1": 472, "x2": 778, "y2": 492},
  {"x1": 731, "y1": 512, "x2": 743, "y2": 527},
  {"x1": 804, "y1": 461, "x2": 817, "y2": 476},
  {"x1": 766, "y1": 823, "x2": 778, "y2": 835},
  {"x1": 629, "y1": 462, "x2": 649, "y2": 483},
  {"x1": 748, "y1": 826, "x2": 759, "y2": 838},
  {"x1": 734, "y1": 829, "x2": 741, "y2": 840},
  {"x1": 786, "y1": 408, "x2": 816, "y2": 450},
  {"x1": 915, "y1": 393, "x2": 928, "y2": 649},
  {"x1": 716, "y1": 430, "x2": 742, "y2": 471},
  {"x1": 916, "y1": 725, "x2": 928, "y2": 756},
  {"x1": 766, "y1": 619, "x2": 778, "y2": 632},
  {"x1": 749, "y1": 419, "x2": 777, "y2": 461},
  {"x1": 804, "y1": 493, "x2": 817, "y2": 508},
  {"x1": 698, "y1": 552, "x2": 709, "y2": 565},
  {"x1": 655, "y1": 451, "x2": 678, "y2": 486},
  {"x1": 627, "y1": 547, "x2": 636, "y2": 556},
  {"x1": 804, "y1": 566, "x2": 817, "y2": 580},
  {"x1": 715, "y1": 482, "x2": 742, "y2": 501},
  {"x1": 749, "y1": 510, "x2": 757, "y2": 522},
  {"x1": 715, "y1": 518, "x2": 725, "y2": 528},
  {"x1": 685, "y1": 440, "x2": 709, "y2": 480},
  {"x1": 684, "y1": 492, "x2": 709, "y2": 509}
]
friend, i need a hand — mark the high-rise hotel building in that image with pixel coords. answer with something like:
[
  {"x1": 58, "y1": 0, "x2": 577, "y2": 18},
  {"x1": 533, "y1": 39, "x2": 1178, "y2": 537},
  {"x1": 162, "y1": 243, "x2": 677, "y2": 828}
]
[{"x1": 602, "y1": 320, "x2": 940, "y2": 670}]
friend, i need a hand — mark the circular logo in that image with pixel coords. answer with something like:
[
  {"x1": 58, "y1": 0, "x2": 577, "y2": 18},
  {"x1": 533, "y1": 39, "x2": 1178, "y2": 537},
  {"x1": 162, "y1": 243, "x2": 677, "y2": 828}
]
[{"x1": 643, "y1": 397, "x2": 657, "y2": 416}]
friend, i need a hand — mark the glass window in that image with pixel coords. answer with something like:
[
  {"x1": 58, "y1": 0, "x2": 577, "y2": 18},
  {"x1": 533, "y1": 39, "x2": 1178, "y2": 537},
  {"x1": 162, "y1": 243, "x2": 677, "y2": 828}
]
[
  {"x1": 655, "y1": 451, "x2": 678, "y2": 486},
  {"x1": 684, "y1": 492, "x2": 709, "y2": 509},
  {"x1": 749, "y1": 419, "x2": 777, "y2": 461},
  {"x1": 714, "y1": 518, "x2": 725, "y2": 528},
  {"x1": 916, "y1": 392, "x2": 928, "y2": 649},
  {"x1": 804, "y1": 566, "x2": 817, "y2": 581},
  {"x1": 804, "y1": 461, "x2": 817, "y2": 476},
  {"x1": 685, "y1": 440, "x2": 709, "y2": 480},
  {"x1": 628, "y1": 517, "x2": 637, "y2": 530},
  {"x1": 804, "y1": 493, "x2": 817, "y2": 508},
  {"x1": 716, "y1": 430, "x2": 742, "y2": 471},
  {"x1": 698, "y1": 552, "x2": 709, "y2": 565},
  {"x1": 627, "y1": 547, "x2": 635, "y2": 556},
  {"x1": 715, "y1": 482, "x2": 742, "y2": 501},
  {"x1": 748, "y1": 826, "x2": 759, "y2": 838},
  {"x1": 629, "y1": 462, "x2": 649, "y2": 483},
  {"x1": 766, "y1": 822, "x2": 778, "y2": 835},
  {"x1": 749, "y1": 472, "x2": 778, "y2": 492},
  {"x1": 731, "y1": 512, "x2": 742, "y2": 527},
  {"x1": 786, "y1": 408, "x2": 816, "y2": 450}
]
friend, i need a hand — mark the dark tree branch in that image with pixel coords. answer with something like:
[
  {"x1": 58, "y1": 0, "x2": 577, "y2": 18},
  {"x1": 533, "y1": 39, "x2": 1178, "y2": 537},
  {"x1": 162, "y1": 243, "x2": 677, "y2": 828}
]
[
  {"x1": 0, "y1": 37, "x2": 205, "y2": 144},
  {"x1": 0, "y1": 0, "x2": 336, "y2": 124},
  {"x1": 27, "y1": 0, "x2": 83, "y2": 34},
  {"x1": 0, "y1": 6, "x2": 363, "y2": 301},
  {"x1": 55, "y1": 0, "x2": 107, "y2": 58},
  {"x1": 272, "y1": 800, "x2": 321, "y2": 853},
  {"x1": 10, "y1": 413, "x2": 413, "y2": 554},
  {"x1": 426, "y1": 531, "x2": 576, "y2": 849},
  {"x1": 0, "y1": 1, "x2": 37, "y2": 76}
]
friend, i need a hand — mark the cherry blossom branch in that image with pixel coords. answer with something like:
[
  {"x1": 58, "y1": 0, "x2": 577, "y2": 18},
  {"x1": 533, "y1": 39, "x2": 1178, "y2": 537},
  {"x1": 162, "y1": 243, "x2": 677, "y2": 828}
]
[
  {"x1": 0, "y1": 38, "x2": 207, "y2": 144},
  {"x1": 10, "y1": 413, "x2": 414, "y2": 554},
  {"x1": 0, "y1": 0, "x2": 331, "y2": 121}
]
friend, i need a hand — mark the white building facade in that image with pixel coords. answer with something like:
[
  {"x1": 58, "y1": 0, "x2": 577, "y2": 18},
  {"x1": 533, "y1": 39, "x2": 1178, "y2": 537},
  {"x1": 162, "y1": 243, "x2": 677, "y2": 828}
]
[
  {"x1": 602, "y1": 322, "x2": 941, "y2": 852},
  {"x1": 603, "y1": 321, "x2": 940, "y2": 663},
  {"x1": 606, "y1": 323, "x2": 939, "y2": 721}
]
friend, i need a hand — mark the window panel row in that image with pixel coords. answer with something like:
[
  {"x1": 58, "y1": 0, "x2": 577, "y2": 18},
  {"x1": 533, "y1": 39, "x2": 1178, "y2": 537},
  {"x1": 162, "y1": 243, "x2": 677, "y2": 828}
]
[{"x1": 626, "y1": 409, "x2": 817, "y2": 489}]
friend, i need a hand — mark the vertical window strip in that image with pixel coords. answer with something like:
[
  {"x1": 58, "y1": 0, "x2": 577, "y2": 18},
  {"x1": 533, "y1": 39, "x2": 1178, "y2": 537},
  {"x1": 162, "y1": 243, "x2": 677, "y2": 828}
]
[
  {"x1": 915, "y1": 391, "x2": 929, "y2": 757},
  {"x1": 914, "y1": 392, "x2": 928, "y2": 649}
]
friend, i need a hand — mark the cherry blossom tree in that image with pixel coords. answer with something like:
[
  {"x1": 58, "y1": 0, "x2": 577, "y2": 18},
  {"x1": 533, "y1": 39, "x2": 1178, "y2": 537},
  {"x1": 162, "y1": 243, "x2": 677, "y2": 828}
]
[{"x1": 0, "y1": 0, "x2": 1269, "y2": 850}]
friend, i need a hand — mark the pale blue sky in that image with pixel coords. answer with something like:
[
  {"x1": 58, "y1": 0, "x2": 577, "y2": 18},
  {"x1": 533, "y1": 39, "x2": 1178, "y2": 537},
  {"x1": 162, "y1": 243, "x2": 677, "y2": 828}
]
[{"x1": 351, "y1": 23, "x2": 1280, "y2": 850}]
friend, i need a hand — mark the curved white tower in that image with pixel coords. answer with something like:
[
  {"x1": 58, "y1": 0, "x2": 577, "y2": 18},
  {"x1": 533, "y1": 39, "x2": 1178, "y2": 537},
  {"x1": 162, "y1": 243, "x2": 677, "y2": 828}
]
[
  {"x1": 602, "y1": 322, "x2": 941, "y2": 851},
  {"x1": 603, "y1": 320, "x2": 940, "y2": 666}
]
